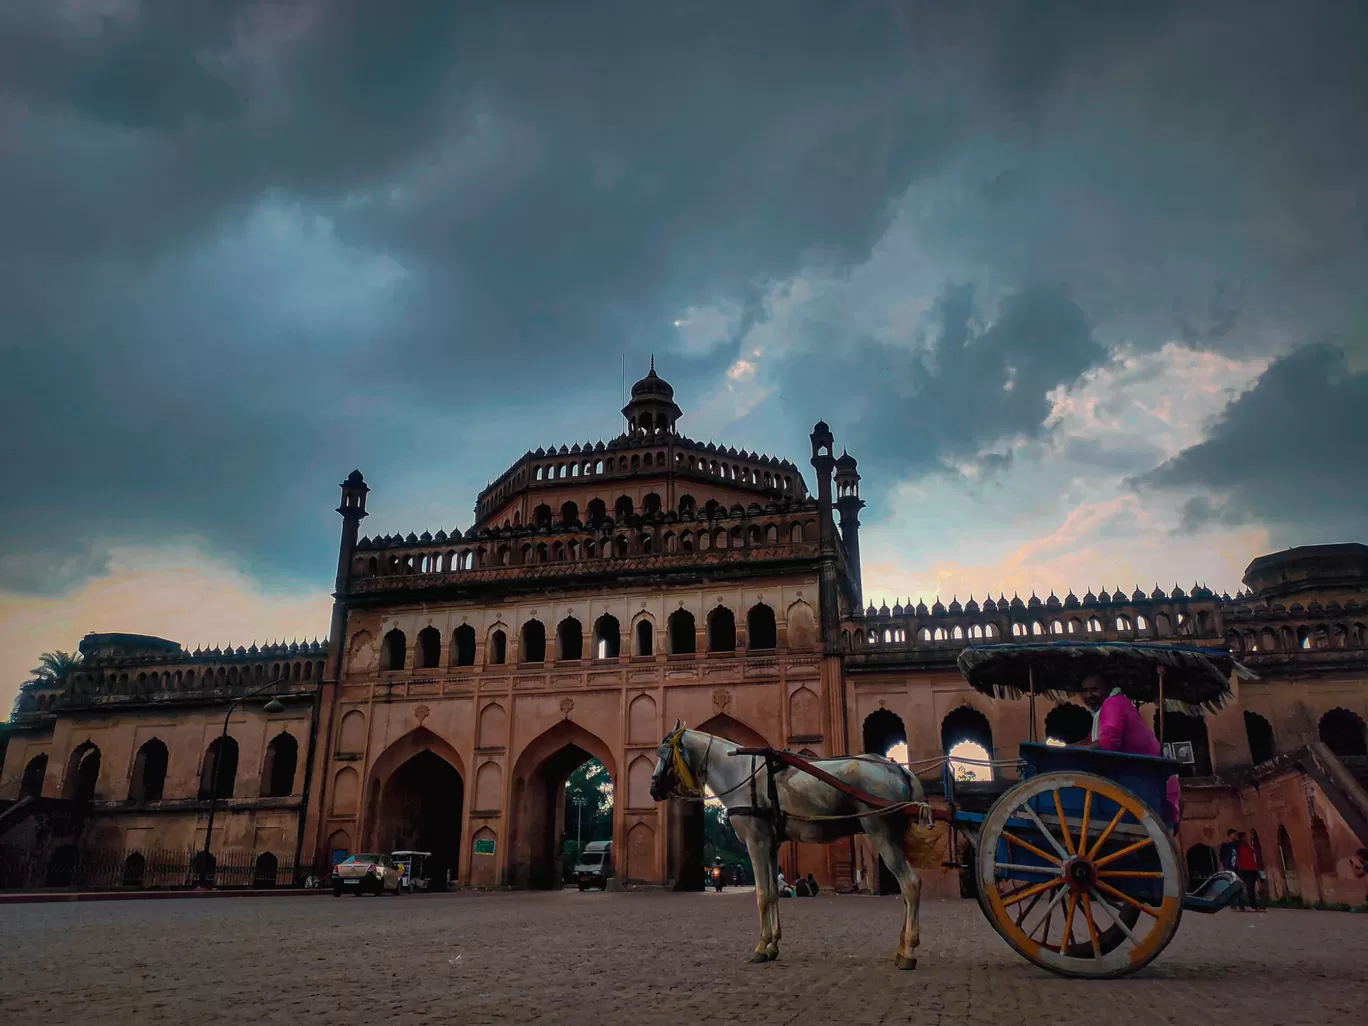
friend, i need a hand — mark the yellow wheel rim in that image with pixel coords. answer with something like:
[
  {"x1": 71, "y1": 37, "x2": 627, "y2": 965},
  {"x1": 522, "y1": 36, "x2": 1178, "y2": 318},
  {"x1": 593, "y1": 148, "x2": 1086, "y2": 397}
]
[{"x1": 976, "y1": 770, "x2": 1182, "y2": 979}]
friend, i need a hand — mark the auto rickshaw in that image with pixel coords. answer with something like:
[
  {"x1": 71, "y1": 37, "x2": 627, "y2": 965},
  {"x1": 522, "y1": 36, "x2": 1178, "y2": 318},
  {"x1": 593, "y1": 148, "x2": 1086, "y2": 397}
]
[{"x1": 390, "y1": 850, "x2": 432, "y2": 893}]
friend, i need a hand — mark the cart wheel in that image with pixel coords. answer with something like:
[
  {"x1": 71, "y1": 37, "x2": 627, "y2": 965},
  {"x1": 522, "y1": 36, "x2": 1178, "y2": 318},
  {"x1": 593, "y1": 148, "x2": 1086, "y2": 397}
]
[{"x1": 976, "y1": 770, "x2": 1182, "y2": 979}]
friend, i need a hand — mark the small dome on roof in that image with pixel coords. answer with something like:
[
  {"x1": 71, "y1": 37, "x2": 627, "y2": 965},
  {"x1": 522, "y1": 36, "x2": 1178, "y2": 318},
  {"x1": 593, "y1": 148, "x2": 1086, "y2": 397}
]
[
  {"x1": 630, "y1": 357, "x2": 674, "y2": 399},
  {"x1": 835, "y1": 449, "x2": 858, "y2": 470}
]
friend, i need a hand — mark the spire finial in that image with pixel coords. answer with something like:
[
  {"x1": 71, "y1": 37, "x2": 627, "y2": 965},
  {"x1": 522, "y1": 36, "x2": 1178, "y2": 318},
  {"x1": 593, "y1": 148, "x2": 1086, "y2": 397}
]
[{"x1": 649, "y1": 353, "x2": 655, "y2": 374}]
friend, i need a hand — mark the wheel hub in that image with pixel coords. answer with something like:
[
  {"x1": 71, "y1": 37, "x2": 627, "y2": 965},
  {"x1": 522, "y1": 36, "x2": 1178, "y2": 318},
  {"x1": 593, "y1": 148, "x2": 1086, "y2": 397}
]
[{"x1": 1063, "y1": 855, "x2": 1097, "y2": 892}]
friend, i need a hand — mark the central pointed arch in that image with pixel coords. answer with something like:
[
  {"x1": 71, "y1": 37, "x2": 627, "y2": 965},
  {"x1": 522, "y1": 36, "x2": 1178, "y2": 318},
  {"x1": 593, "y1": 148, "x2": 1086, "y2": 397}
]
[
  {"x1": 508, "y1": 720, "x2": 618, "y2": 890},
  {"x1": 361, "y1": 727, "x2": 467, "y2": 889}
]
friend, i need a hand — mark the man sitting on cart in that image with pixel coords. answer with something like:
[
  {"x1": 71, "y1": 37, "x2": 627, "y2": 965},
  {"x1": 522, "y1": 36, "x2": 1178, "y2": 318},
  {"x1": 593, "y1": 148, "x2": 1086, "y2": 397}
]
[{"x1": 1076, "y1": 673, "x2": 1182, "y2": 828}]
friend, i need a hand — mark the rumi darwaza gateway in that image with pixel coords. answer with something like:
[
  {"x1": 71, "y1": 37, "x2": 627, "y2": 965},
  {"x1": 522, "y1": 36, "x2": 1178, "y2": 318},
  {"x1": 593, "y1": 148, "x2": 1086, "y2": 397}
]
[{"x1": 3, "y1": 364, "x2": 1367, "y2": 902}]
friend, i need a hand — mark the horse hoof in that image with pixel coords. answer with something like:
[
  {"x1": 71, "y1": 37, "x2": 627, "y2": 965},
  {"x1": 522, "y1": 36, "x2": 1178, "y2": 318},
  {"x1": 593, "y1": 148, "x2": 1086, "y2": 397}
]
[
  {"x1": 749, "y1": 952, "x2": 770, "y2": 963},
  {"x1": 895, "y1": 956, "x2": 918, "y2": 971}
]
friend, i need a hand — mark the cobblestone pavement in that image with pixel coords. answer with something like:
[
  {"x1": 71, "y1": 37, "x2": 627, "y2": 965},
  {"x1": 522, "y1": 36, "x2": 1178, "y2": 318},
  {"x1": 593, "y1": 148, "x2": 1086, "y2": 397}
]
[{"x1": 2, "y1": 889, "x2": 1364, "y2": 1026}]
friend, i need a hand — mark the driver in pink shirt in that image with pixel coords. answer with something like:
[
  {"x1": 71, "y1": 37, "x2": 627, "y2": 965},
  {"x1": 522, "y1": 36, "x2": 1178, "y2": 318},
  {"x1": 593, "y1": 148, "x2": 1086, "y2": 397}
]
[{"x1": 1076, "y1": 674, "x2": 1181, "y2": 827}]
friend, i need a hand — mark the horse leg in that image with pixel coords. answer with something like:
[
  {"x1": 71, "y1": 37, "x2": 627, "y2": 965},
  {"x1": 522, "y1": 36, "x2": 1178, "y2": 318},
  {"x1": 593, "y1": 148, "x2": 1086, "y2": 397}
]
[
  {"x1": 760, "y1": 841, "x2": 782, "y2": 961},
  {"x1": 744, "y1": 832, "x2": 775, "y2": 963},
  {"x1": 866, "y1": 817, "x2": 923, "y2": 970}
]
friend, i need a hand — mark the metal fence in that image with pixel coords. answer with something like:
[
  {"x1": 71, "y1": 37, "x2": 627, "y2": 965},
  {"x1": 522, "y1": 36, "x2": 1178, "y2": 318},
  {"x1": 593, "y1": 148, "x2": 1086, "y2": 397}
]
[{"x1": 0, "y1": 844, "x2": 318, "y2": 892}]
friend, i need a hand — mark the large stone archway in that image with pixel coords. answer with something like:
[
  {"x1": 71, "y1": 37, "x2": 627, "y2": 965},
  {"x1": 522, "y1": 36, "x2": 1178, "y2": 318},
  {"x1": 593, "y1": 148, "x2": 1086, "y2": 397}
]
[
  {"x1": 363, "y1": 728, "x2": 466, "y2": 890},
  {"x1": 507, "y1": 721, "x2": 617, "y2": 890}
]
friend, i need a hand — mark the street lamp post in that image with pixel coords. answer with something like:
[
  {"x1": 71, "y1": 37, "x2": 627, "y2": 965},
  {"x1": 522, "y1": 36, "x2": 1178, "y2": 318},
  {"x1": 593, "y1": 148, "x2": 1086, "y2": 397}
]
[
  {"x1": 572, "y1": 795, "x2": 586, "y2": 853},
  {"x1": 196, "y1": 677, "x2": 288, "y2": 887}
]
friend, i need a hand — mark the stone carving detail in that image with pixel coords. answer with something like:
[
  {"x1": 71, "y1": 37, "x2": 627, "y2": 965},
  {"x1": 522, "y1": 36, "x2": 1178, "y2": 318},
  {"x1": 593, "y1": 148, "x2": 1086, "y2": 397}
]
[
  {"x1": 414, "y1": 704, "x2": 429, "y2": 724},
  {"x1": 560, "y1": 696, "x2": 575, "y2": 718},
  {"x1": 712, "y1": 688, "x2": 731, "y2": 714}
]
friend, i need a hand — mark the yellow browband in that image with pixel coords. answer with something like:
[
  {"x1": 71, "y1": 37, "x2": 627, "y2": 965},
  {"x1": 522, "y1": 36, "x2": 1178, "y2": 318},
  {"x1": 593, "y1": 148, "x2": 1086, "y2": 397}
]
[{"x1": 668, "y1": 728, "x2": 702, "y2": 795}]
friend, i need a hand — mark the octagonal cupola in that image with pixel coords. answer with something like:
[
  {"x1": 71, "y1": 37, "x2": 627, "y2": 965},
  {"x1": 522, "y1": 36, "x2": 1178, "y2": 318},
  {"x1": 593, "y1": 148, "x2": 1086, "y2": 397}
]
[{"x1": 622, "y1": 357, "x2": 683, "y2": 437}]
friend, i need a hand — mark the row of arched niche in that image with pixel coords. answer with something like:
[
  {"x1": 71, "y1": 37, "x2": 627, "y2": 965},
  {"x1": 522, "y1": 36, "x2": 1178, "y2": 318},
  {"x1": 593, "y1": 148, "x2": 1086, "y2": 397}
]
[
  {"x1": 368, "y1": 603, "x2": 801, "y2": 673},
  {"x1": 17, "y1": 733, "x2": 300, "y2": 805},
  {"x1": 859, "y1": 702, "x2": 1368, "y2": 782}
]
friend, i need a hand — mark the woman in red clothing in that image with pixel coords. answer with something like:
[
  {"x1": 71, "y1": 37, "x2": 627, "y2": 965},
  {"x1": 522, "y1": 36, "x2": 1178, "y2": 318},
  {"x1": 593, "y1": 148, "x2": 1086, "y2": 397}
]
[{"x1": 1234, "y1": 831, "x2": 1263, "y2": 912}]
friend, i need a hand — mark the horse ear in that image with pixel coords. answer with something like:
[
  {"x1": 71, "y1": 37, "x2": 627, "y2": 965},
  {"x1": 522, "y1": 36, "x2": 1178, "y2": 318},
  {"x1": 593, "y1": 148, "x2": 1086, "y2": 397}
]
[{"x1": 673, "y1": 718, "x2": 684, "y2": 733}]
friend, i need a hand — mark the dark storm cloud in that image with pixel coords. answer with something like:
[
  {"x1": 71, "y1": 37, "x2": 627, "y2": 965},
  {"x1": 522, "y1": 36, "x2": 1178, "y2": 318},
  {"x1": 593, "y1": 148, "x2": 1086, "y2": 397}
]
[
  {"x1": 2, "y1": 1, "x2": 1366, "y2": 593},
  {"x1": 770, "y1": 283, "x2": 1107, "y2": 497},
  {"x1": 1137, "y1": 344, "x2": 1368, "y2": 541}
]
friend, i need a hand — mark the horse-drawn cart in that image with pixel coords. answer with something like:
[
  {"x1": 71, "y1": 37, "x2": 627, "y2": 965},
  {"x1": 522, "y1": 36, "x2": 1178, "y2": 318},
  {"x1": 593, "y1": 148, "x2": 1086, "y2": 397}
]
[
  {"x1": 942, "y1": 641, "x2": 1253, "y2": 978},
  {"x1": 650, "y1": 640, "x2": 1253, "y2": 976}
]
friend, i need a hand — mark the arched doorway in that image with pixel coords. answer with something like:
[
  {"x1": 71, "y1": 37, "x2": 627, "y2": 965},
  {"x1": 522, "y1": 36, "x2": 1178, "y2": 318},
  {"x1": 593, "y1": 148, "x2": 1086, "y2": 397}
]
[
  {"x1": 861, "y1": 709, "x2": 907, "y2": 895},
  {"x1": 1318, "y1": 707, "x2": 1367, "y2": 757},
  {"x1": 1186, "y1": 843, "x2": 1219, "y2": 886},
  {"x1": 1244, "y1": 710, "x2": 1275, "y2": 764},
  {"x1": 1044, "y1": 704, "x2": 1092, "y2": 746},
  {"x1": 509, "y1": 722, "x2": 617, "y2": 890},
  {"x1": 669, "y1": 714, "x2": 770, "y2": 892},
  {"x1": 364, "y1": 729, "x2": 466, "y2": 891},
  {"x1": 1155, "y1": 709, "x2": 1213, "y2": 776},
  {"x1": 942, "y1": 706, "x2": 993, "y2": 781},
  {"x1": 63, "y1": 742, "x2": 101, "y2": 802}
]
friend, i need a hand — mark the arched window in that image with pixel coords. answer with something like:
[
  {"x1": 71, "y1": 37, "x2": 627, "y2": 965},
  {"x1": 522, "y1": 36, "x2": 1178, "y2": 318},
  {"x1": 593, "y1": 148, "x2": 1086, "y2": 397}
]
[
  {"x1": 678, "y1": 494, "x2": 696, "y2": 516},
  {"x1": 521, "y1": 620, "x2": 547, "y2": 663},
  {"x1": 1244, "y1": 710, "x2": 1275, "y2": 764},
  {"x1": 1012, "y1": 622, "x2": 1026, "y2": 637},
  {"x1": 380, "y1": 629, "x2": 407, "y2": 672},
  {"x1": 534, "y1": 504, "x2": 552, "y2": 528},
  {"x1": 1044, "y1": 704, "x2": 1092, "y2": 746},
  {"x1": 594, "y1": 615, "x2": 621, "y2": 659},
  {"x1": 1318, "y1": 707, "x2": 1367, "y2": 757},
  {"x1": 415, "y1": 626, "x2": 441, "y2": 670},
  {"x1": 198, "y1": 736, "x2": 239, "y2": 800},
  {"x1": 451, "y1": 624, "x2": 477, "y2": 667},
  {"x1": 642, "y1": 493, "x2": 661, "y2": 516},
  {"x1": 669, "y1": 609, "x2": 696, "y2": 655},
  {"x1": 488, "y1": 629, "x2": 507, "y2": 665},
  {"x1": 708, "y1": 606, "x2": 737, "y2": 653},
  {"x1": 1049, "y1": 620, "x2": 1064, "y2": 635},
  {"x1": 746, "y1": 603, "x2": 777, "y2": 650},
  {"x1": 561, "y1": 501, "x2": 579, "y2": 526},
  {"x1": 261, "y1": 732, "x2": 298, "y2": 797},
  {"x1": 19, "y1": 753, "x2": 47, "y2": 799},
  {"x1": 587, "y1": 499, "x2": 607, "y2": 525},
  {"x1": 1115, "y1": 616, "x2": 1133, "y2": 632},
  {"x1": 129, "y1": 739, "x2": 169, "y2": 802},
  {"x1": 635, "y1": 619, "x2": 654, "y2": 657},
  {"x1": 615, "y1": 496, "x2": 634, "y2": 520},
  {"x1": 557, "y1": 617, "x2": 583, "y2": 661}
]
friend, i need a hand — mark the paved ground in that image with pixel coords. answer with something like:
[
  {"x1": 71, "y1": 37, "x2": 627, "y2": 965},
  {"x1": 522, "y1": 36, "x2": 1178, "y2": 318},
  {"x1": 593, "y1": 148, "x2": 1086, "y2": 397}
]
[{"x1": 1, "y1": 888, "x2": 1364, "y2": 1026}]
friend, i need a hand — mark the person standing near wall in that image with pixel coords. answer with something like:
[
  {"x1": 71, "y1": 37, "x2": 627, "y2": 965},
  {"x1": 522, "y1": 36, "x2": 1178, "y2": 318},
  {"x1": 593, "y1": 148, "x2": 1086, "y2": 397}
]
[
  {"x1": 1235, "y1": 832, "x2": 1263, "y2": 913},
  {"x1": 1220, "y1": 829, "x2": 1247, "y2": 910}
]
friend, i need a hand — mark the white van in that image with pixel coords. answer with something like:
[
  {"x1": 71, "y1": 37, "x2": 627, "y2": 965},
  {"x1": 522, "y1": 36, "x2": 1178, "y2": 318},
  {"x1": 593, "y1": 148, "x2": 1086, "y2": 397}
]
[{"x1": 572, "y1": 841, "x2": 613, "y2": 890}]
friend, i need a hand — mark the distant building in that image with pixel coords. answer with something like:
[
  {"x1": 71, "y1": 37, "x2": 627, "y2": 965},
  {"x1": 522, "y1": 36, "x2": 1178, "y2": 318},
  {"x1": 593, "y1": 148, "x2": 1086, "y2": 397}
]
[{"x1": 3, "y1": 367, "x2": 1365, "y2": 901}]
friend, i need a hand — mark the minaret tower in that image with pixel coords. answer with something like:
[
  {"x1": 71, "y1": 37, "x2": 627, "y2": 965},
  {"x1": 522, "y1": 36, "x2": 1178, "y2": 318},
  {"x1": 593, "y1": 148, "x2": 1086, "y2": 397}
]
[
  {"x1": 326, "y1": 470, "x2": 369, "y2": 681},
  {"x1": 834, "y1": 450, "x2": 865, "y2": 610}
]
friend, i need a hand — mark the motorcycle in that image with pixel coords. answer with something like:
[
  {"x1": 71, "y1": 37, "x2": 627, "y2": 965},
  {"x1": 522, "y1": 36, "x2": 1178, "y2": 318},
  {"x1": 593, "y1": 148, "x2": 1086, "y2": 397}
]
[{"x1": 710, "y1": 865, "x2": 725, "y2": 892}]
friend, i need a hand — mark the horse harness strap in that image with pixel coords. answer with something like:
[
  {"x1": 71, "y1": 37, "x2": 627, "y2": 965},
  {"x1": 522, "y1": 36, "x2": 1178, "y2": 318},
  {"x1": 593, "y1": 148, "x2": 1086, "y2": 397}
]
[
  {"x1": 727, "y1": 752, "x2": 789, "y2": 843},
  {"x1": 732, "y1": 746, "x2": 910, "y2": 810}
]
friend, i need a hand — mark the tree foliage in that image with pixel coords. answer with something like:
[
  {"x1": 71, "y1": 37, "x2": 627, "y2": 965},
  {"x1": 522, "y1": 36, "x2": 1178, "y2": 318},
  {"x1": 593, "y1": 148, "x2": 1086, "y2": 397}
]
[
  {"x1": 29, "y1": 650, "x2": 80, "y2": 686},
  {"x1": 561, "y1": 758, "x2": 613, "y2": 864}
]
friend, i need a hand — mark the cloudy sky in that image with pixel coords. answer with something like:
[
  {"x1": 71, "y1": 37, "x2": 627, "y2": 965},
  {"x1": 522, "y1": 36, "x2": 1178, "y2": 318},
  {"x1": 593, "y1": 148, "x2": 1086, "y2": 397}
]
[{"x1": 3, "y1": 1, "x2": 1366, "y2": 709}]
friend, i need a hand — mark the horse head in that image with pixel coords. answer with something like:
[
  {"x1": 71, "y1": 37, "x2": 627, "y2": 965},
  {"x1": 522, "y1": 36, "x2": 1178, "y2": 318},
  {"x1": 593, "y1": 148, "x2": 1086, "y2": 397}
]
[{"x1": 649, "y1": 719, "x2": 699, "y2": 800}]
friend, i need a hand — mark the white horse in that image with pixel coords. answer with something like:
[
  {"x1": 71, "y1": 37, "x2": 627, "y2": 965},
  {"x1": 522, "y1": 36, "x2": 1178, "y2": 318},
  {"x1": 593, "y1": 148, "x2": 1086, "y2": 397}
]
[{"x1": 649, "y1": 722, "x2": 927, "y2": 968}]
